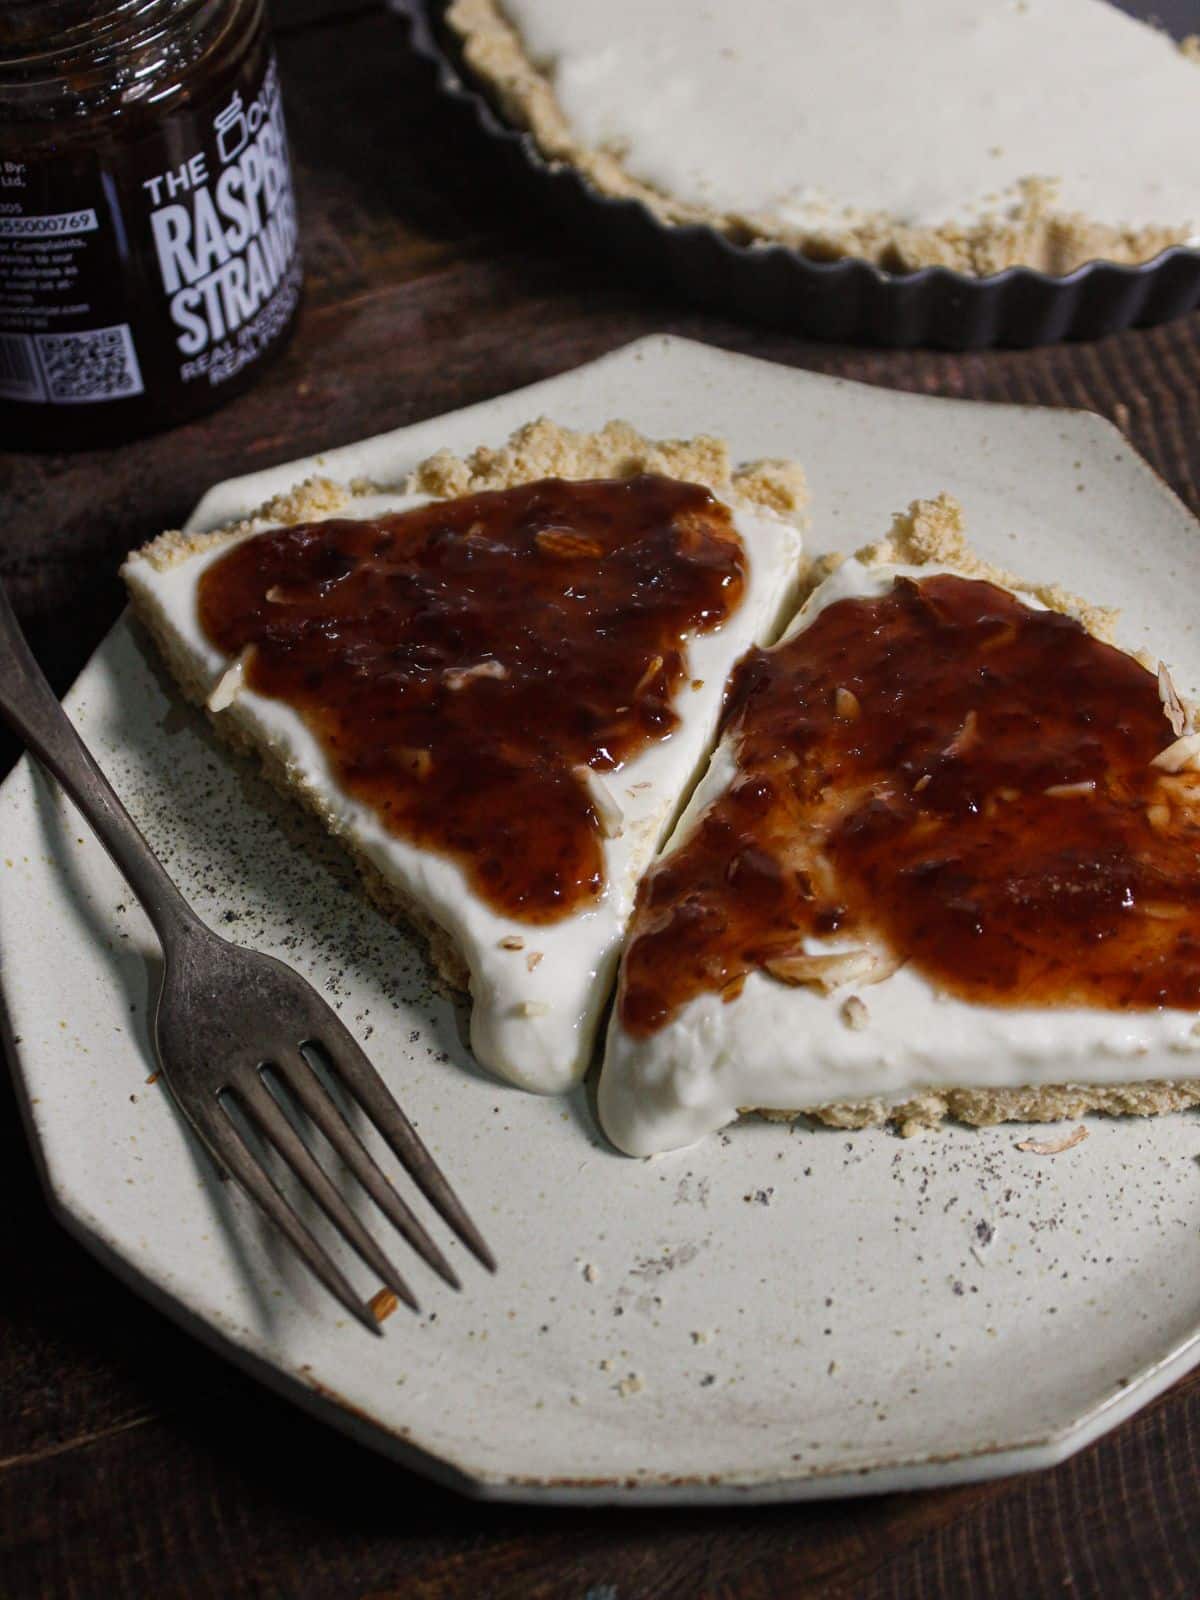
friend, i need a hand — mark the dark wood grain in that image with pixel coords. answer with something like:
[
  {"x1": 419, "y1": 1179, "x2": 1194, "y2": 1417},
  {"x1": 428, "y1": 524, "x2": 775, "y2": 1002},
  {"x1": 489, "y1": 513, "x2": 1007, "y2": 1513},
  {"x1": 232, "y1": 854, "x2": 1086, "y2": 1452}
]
[{"x1": 3, "y1": 2, "x2": 1200, "y2": 1594}]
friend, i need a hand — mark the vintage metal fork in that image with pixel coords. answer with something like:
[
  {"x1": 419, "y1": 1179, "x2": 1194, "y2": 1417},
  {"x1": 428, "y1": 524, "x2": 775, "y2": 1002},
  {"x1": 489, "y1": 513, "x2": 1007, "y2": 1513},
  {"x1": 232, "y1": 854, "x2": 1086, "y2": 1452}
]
[{"x1": 0, "y1": 582, "x2": 495, "y2": 1332}]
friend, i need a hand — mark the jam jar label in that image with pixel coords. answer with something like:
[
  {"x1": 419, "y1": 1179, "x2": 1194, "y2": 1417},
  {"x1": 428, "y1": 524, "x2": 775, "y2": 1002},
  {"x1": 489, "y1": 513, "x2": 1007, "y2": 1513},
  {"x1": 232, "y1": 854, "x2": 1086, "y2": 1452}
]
[
  {"x1": 142, "y1": 57, "x2": 299, "y2": 391},
  {"x1": 0, "y1": 48, "x2": 299, "y2": 423},
  {"x1": 0, "y1": 175, "x2": 139, "y2": 406}
]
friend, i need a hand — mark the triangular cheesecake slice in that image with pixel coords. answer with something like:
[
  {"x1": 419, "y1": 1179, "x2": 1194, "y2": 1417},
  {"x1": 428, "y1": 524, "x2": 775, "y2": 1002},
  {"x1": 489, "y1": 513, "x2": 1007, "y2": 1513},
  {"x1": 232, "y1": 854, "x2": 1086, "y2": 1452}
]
[
  {"x1": 600, "y1": 494, "x2": 1200, "y2": 1154},
  {"x1": 123, "y1": 420, "x2": 806, "y2": 1093}
]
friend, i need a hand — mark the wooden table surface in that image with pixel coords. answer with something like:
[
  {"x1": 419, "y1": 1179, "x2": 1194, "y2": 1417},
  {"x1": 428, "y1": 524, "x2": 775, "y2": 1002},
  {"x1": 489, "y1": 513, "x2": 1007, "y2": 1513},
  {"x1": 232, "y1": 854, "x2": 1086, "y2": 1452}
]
[{"x1": 5, "y1": 4, "x2": 1200, "y2": 1594}]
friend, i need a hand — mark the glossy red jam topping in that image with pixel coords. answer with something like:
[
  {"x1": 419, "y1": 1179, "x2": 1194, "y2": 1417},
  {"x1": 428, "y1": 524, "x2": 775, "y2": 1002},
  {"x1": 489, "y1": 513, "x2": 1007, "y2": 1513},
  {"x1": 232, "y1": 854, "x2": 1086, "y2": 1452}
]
[
  {"x1": 198, "y1": 474, "x2": 747, "y2": 922},
  {"x1": 620, "y1": 573, "x2": 1200, "y2": 1034}
]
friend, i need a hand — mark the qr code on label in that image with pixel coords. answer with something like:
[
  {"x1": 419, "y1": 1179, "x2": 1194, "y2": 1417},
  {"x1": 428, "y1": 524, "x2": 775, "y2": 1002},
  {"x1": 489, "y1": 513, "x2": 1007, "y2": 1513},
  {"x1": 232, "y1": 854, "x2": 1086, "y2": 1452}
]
[{"x1": 35, "y1": 323, "x2": 144, "y2": 404}]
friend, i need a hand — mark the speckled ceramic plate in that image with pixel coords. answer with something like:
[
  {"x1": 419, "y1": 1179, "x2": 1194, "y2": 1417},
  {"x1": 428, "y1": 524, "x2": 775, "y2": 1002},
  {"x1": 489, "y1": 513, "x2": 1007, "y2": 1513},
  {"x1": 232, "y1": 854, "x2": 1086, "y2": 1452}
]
[{"x1": 5, "y1": 337, "x2": 1200, "y2": 1504}]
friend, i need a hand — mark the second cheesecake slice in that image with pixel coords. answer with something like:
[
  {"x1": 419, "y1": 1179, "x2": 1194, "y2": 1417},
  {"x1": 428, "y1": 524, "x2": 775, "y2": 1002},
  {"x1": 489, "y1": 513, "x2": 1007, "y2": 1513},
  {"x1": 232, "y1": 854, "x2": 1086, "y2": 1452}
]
[{"x1": 601, "y1": 493, "x2": 1200, "y2": 1153}]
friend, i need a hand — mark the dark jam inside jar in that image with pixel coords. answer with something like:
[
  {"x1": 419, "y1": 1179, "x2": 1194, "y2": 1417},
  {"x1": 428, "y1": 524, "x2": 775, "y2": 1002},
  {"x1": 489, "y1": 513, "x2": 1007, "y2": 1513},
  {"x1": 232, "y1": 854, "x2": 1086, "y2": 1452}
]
[
  {"x1": 619, "y1": 573, "x2": 1200, "y2": 1035},
  {"x1": 196, "y1": 474, "x2": 749, "y2": 923},
  {"x1": 0, "y1": 0, "x2": 301, "y2": 448}
]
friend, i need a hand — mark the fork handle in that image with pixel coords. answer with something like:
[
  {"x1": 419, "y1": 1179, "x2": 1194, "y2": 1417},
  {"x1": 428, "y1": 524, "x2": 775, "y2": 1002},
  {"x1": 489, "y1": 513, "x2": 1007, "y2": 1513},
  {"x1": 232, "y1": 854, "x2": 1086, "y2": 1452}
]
[{"x1": 0, "y1": 581, "x2": 201, "y2": 948}]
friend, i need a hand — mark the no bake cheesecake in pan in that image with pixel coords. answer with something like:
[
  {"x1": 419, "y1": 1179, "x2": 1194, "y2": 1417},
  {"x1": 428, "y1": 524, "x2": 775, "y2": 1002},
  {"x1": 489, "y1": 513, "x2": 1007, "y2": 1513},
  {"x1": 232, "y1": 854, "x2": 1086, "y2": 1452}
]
[
  {"x1": 448, "y1": 0, "x2": 1199, "y2": 275},
  {"x1": 418, "y1": 0, "x2": 1200, "y2": 346}
]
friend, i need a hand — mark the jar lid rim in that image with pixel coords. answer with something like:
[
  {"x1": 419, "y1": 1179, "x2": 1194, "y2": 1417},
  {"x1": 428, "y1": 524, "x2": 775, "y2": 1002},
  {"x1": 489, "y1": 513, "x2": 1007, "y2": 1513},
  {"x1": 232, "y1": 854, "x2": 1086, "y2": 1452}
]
[{"x1": 0, "y1": 0, "x2": 220, "y2": 73}]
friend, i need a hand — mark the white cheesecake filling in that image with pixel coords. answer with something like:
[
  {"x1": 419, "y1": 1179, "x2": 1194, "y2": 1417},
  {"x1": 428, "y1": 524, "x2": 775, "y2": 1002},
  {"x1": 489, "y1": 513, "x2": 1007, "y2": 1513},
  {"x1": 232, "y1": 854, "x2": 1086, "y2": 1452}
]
[
  {"x1": 599, "y1": 559, "x2": 1200, "y2": 1156},
  {"x1": 124, "y1": 488, "x2": 804, "y2": 1096},
  {"x1": 501, "y1": 0, "x2": 1200, "y2": 241}
]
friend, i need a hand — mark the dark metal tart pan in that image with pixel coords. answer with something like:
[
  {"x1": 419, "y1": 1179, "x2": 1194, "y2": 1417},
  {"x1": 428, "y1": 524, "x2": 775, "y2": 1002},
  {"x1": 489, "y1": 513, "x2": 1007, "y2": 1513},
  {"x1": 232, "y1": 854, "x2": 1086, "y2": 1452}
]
[{"x1": 400, "y1": 0, "x2": 1200, "y2": 351}]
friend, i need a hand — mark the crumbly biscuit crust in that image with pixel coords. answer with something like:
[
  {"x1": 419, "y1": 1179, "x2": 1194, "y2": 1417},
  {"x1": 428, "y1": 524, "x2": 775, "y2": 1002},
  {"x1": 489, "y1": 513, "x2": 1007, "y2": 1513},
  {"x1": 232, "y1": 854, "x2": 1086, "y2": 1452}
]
[
  {"x1": 848, "y1": 490, "x2": 1119, "y2": 639},
  {"x1": 403, "y1": 416, "x2": 808, "y2": 514},
  {"x1": 759, "y1": 1078, "x2": 1200, "y2": 1138},
  {"x1": 130, "y1": 417, "x2": 807, "y2": 573}
]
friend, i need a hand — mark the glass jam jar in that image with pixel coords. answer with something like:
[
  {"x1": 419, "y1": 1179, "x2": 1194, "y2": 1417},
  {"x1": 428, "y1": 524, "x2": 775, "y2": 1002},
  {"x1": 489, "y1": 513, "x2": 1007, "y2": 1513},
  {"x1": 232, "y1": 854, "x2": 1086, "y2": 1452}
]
[{"x1": 0, "y1": 0, "x2": 302, "y2": 448}]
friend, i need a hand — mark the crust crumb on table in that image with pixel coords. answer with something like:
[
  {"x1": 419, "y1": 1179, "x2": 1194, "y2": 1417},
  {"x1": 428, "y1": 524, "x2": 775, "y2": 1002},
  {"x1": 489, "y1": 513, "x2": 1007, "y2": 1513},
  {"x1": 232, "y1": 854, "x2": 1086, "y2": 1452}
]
[
  {"x1": 122, "y1": 417, "x2": 808, "y2": 1009},
  {"x1": 446, "y1": 0, "x2": 1192, "y2": 275}
]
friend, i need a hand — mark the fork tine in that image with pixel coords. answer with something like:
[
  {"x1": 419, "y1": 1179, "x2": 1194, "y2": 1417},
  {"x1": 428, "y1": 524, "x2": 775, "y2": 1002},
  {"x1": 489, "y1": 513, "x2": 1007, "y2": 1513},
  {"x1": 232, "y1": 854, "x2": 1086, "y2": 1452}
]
[
  {"x1": 234, "y1": 1076, "x2": 419, "y2": 1313},
  {"x1": 272, "y1": 1048, "x2": 462, "y2": 1291},
  {"x1": 186, "y1": 1094, "x2": 383, "y2": 1336},
  {"x1": 309, "y1": 1019, "x2": 497, "y2": 1274}
]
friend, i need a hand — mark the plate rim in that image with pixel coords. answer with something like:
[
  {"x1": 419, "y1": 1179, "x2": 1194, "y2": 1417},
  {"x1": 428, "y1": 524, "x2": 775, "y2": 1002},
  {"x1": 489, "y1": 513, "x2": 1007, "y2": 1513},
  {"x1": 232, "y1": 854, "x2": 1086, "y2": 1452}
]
[
  {"x1": 185, "y1": 331, "x2": 1147, "y2": 526},
  {"x1": 5, "y1": 332, "x2": 1200, "y2": 1504}
]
